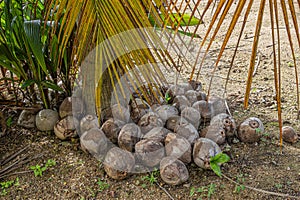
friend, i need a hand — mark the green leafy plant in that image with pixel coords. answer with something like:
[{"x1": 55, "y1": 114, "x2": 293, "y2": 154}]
[
  {"x1": 141, "y1": 169, "x2": 160, "y2": 186},
  {"x1": 234, "y1": 174, "x2": 246, "y2": 194},
  {"x1": 0, "y1": 177, "x2": 19, "y2": 196},
  {"x1": 97, "y1": 179, "x2": 109, "y2": 192},
  {"x1": 6, "y1": 117, "x2": 12, "y2": 127},
  {"x1": 30, "y1": 159, "x2": 56, "y2": 177},
  {"x1": 189, "y1": 183, "x2": 216, "y2": 199},
  {"x1": 164, "y1": 92, "x2": 172, "y2": 103},
  {"x1": 210, "y1": 153, "x2": 230, "y2": 177}
]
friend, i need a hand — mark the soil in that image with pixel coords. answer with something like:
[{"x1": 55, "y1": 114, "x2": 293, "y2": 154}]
[{"x1": 1, "y1": 1, "x2": 300, "y2": 200}]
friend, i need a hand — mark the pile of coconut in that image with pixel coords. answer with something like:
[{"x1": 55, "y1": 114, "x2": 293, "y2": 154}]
[{"x1": 17, "y1": 82, "x2": 299, "y2": 185}]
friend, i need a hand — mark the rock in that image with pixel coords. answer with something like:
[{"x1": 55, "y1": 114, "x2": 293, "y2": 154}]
[
  {"x1": 54, "y1": 116, "x2": 79, "y2": 140},
  {"x1": 80, "y1": 115, "x2": 99, "y2": 136},
  {"x1": 160, "y1": 156, "x2": 189, "y2": 186},
  {"x1": 143, "y1": 127, "x2": 170, "y2": 143},
  {"x1": 35, "y1": 109, "x2": 59, "y2": 131},
  {"x1": 174, "y1": 121, "x2": 199, "y2": 144},
  {"x1": 155, "y1": 105, "x2": 179, "y2": 122},
  {"x1": 166, "y1": 115, "x2": 188, "y2": 132},
  {"x1": 193, "y1": 138, "x2": 222, "y2": 169},
  {"x1": 80, "y1": 128, "x2": 110, "y2": 160},
  {"x1": 118, "y1": 123, "x2": 142, "y2": 152},
  {"x1": 18, "y1": 110, "x2": 36, "y2": 128},
  {"x1": 104, "y1": 147, "x2": 135, "y2": 180},
  {"x1": 101, "y1": 118, "x2": 125, "y2": 144},
  {"x1": 237, "y1": 117, "x2": 264, "y2": 143},
  {"x1": 172, "y1": 95, "x2": 191, "y2": 112},
  {"x1": 135, "y1": 139, "x2": 165, "y2": 168},
  {"x1": 138, "y1": 112, "x2": 164, "y2": 134},
  {"x1": 181, "y1": 107, "x2": 201, "y2": 130},
  {"x1": 282, "y1": 126, "x2": 298, "y2": 144},
  {"x1": 165, "y1": 133, "x2": 192, "y2": 164}
]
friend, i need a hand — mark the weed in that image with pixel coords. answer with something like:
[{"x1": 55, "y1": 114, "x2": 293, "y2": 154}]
[
  {"x1": 189, "y1": 184, "x2": 217, "y2": 199},
  {"x1": 234, "y1": 174, "x2": 246, "y2": 193},
  {"x1": 275, "y1": 183, "x2": 283, "y2": 189},
  {"x1": 97, "y1": 179, "x2": 109, "y2": 192},
  {"x1": 30, "y1": 159, "x2": 56, "y2": 177},
  {"x1": 141, "y1": 169, "x2": 160, "y2": 185},
  {"x1": 207, "y1": 183, "x2": 216, "y2": 198},
  {"x1": 0, "y1": 177, "x2": 19, "y2": 196},
  {"x1": 189, "y1": 187, "x2": 195, "y2": 196},
  {"x1": 6, "y1": 117, "x2": 12, "y2": 127}
]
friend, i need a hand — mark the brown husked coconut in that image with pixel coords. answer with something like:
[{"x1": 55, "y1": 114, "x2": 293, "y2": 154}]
[
  {"x1": 118, "y1": 123, "x2": 142, "y2": 152},
  {"x1": 135, "y1": 139, "x2": 165, "y2": 168},
  {"x1": 204, "y1": 124, "x2": 226, "y2": 145},
  {"x1": 80, "y1": 115, "x2": 99, "y2": 136},
  {"x1": 172, "y1": 95, "x2": 191, "y2": 112},
  {"x1": 59, "y1": 97, "x2": 72, "y2": 118},
  {"x1": 111, "y1": 104, "x2": 131, "y2": 123},
  {"x1": 193, "y1": 138, "x2": 222, "y2": 169},
  {"x1": 185, "y1": 90, "x2": 201, "y2": 105},
  {"x1": 143, "y1": 127, "x2": 170, "y2": 143},
  {"x1": 181, "y1": 107, "x2": 201, "y2": 130},
  {"x1": 138, "y1": 112, "x2": 164, "y2": 134},
  {"x1": 54, "y1": 115, "x2": 79, "y2": 140},
  {"x1": 101, "y1": 118, "x2": 125, "y2": 144},
  {"x1": 155, "y1": 105, "x2": 178, "y2": 122},
  {"x1": 17, "y1": 110, "x2": 36, "y2": 128},
  {"x1": 80, "y1": 128, "x2": 110, "y2": 160},
  {"x1": 103, "y1": 147, "x2": 135, "y2": 180},
  {"x1": 282, "y1": 126, "x2": 298, "y2": 144},
  {"x1": 167, "y1": 83, "x2": 192, "y2": 98},
  {"x1": 130, "y1": 98, "x2": 151, "y2": 123},
  {"x1": 165, "y1": 133, "x2": 191, "y2": 164},
  {"x1": 192, "y1": 100, "x2": 213, "y2": 122},
  {"x1": 160, "y1": 156, "x2": 189, "y2": 186},
  {"x1": 174, "y1": 122, "x2": 199, "y2": 144},
  {"x1": 237, "y1": 117, "x2": 264, "y2": 143},
  {"x1": 208, "y1": 96, "x2": 227, "y2": 117},
  {"x1": 35, "y1": 109, "x2": 59, "y2": 131},
  {"x1": 210, "y1": 113, "x2": 236, "y2": 138},
  {"x1": 189, "y1": 80, "x2": 202, "y2": 92},
  {"x1": 166, "y1": 115, "x2": 188, "y2": 132}
]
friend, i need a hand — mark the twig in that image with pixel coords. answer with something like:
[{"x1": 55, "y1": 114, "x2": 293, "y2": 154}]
[
  {"x1": 155, "y1": 182, "x2": 175, "y2": 200},
  {"x1": 252, "y1": 51, "x2": 261, "y2": 77},
  {"x1": 0, "y1": 145, "x2": 29, "y2": 166},
  {"x1": 222, "y1": 173, "x2": 300, "y2": 199},
  {"x1": 0, "y1": 170, "x2": 31, "y2": 179}
]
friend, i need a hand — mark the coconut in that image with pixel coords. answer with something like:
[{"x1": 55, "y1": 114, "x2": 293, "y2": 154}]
[
  {"x1": 193, "y1": 138, "x2": 222, "y2": 169},
  {"x1": 237, "y1": 117, "x2": 264, "y2": 143},
  {"x1": 160, "y1": 156, "x2": 189, "y2": 186},
  {"x1": 54, "y1": 115, "x2": 79, "y2": 140},
  {"x1": 35, "y1": 109, "x2": 59, "y2": 131},
  {"x1": 118, "y1": 123, "x2": 142, "y2": 152},
  {"x1": 103, "y1": 147, "x2": 135, "y2": 180},
  {"x1": 165, "y1": 133, "x2": 192, "y2": 164}
]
